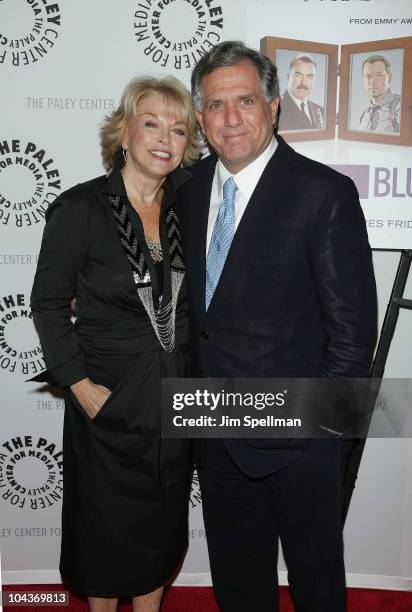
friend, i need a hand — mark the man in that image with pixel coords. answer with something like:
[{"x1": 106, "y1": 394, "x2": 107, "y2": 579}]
[
  {"x1": 178, "y1": 41, "x2": 377, "y2": 611},
  {"x1": 359, "y1": 54, "x2": 401, "y2": 133},
  {"x1": 279, "y1": 54, "x2": 324, "y2": 131}
]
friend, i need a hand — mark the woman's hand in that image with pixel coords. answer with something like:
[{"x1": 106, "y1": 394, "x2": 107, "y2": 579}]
[{"x1": 70, "y1": 378, "x2": 111, "y2": 420}]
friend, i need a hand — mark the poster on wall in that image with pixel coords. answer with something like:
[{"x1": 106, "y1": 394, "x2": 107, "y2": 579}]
[
  {"x1": 262, "y1": 37, "x2": 338, "y2": 142},
  {"x1": 249, "y1": 0, "x2": 412, "y2": 249},
  {"x1": 339, "y1": 37, "x2": 412, "y2": 146},
  {"x1": 262, "y1": 35, "x2": 412, "y2": 147}
]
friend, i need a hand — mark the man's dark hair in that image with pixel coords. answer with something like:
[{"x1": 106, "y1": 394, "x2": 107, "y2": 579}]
[
  {"x1": 191, "y1": 40, "x2": 279, "y2": 110},
  {"x1": 289, "y1": 54, "x2": 317, "y2": 70},
  {"x1": 362, "y1": 54, "x2": 392, "y2": 75}
]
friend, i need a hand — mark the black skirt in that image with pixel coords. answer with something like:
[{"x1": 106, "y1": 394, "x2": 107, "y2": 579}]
[{"x1": 60, "y1": 347, "x2": 192, "y2": 597}]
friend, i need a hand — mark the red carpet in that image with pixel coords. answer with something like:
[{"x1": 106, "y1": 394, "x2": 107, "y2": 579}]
[{"x1": 3, "y1": 584, "x2": 412, "y2": 611}]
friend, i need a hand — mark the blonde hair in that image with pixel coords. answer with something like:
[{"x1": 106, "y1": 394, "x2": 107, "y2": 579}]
[{"x1": 100, "y1": 76, "x2": 202, "y2": 170}]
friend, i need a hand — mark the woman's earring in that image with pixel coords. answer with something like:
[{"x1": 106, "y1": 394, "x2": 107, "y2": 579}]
[{"x1": 123, "y1": 148, "x2": 128, "y2": 162}]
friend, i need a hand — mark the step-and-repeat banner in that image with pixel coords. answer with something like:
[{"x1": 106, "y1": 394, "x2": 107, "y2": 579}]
[{"x1": 1, "y1": 0, "x2": 412, "y2": 590}]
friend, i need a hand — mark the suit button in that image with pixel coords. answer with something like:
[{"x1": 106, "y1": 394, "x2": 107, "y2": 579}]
[
  {"x1": 200, "y1": 331, "x2": 209, "y2": 340},
  {"x1": 199, "y1": 371, "x2": 204, "y2": 378}
]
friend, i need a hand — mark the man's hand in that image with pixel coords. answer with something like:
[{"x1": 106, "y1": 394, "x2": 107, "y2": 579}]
[{"x1": 70, "y1": 377, "x2": 111, "y2": 420}]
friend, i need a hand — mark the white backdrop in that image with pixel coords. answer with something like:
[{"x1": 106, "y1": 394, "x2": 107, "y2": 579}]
[{"x1": 1, "y1": 0, "x2": 412, "y2": 591}]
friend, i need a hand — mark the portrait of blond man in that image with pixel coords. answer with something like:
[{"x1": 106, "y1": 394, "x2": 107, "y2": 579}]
[{"x1": 359, "y1": 54, "x2": 401, "y2": 133}]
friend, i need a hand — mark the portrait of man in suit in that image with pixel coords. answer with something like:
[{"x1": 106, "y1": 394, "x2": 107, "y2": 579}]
[
  {"x1": 359, "y1": 54, "x2": 401, "y2": 133},
  {"x1": 178, "y1": 41, "x2": 377, "y2": 612},
  {"x1": 279, "y1": 54, "x2": 325, "y2": 131}
]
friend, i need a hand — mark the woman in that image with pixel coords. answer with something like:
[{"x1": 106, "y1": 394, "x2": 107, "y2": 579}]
[{"x1": 31, "y1": 76, "x2": 201, "y2": 611}]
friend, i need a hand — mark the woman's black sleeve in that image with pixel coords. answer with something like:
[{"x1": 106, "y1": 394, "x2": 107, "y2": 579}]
[{"x1": 31, "y1": 193, "x2": 89, "y2": 387}]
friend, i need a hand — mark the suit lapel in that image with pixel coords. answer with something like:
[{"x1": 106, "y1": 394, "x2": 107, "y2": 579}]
[
  {"x1": 308, "y1": 101, "x2": 316, "y2": 128},
  {"x1": 284, "y1": 90, "x2": 312, "y2": 129},
  {"x1": 206, "y1": 137, "x2": 299, "y2": 317}
]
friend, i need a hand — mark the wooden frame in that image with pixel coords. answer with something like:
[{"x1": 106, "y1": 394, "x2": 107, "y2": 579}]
[
  {"x1": 261, "y1": 36, "x2": 338, "y2": 143},
  {"x1": 339, "y1": 37, "x2": 412, "y2": 146}
]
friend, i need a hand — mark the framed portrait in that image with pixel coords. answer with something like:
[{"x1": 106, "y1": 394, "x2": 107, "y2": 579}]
[
  {"x1": 261, "y1": 37, "x2": 338, "y2": 142},
  {"x1": 338, "y1": 37, "x2": 412, "y2": 145}
]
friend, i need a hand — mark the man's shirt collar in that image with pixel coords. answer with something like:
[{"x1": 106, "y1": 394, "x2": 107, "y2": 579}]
[
  {"x1": 288, "y1": 89, "x2": 308, "y2": 108},
  {"x1": 370, "y1": 87, "x2": 393, "y2": 108},
  {"x1": 216, "y1": 136, "x2": 277, "y2": 202}
]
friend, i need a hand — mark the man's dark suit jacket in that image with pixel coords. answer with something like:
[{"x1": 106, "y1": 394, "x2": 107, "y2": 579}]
[
  {"x1": 279, "y1": 89, "x2": 324, "y2": 131},
  {"x1": 178, "y1": 135, "x2": 377, "y2": 477}
]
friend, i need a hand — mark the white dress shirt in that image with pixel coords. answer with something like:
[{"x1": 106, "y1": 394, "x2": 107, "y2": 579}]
[{"x1": 206, "y1": 136, "x2": 278, "y2": 253}]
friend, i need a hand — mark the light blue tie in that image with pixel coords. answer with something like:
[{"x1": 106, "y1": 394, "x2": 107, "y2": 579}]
[{"x1": 206, "y1": 176, "x2": 238, "y2": 310}]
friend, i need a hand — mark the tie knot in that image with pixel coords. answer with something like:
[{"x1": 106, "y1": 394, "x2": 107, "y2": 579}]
[
  {"x1": 223, "y1": 176, "x2": 237, "y2": 200},
  {"x1": 300, "y1": 102, "x2": 305, "y2": 112}
]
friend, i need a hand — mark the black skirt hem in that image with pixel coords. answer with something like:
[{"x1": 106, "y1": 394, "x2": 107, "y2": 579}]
[
  {"x1": 59, "y1": 543, "x2": 188, "y2": 599},
  {"x1": 60, "y1": 573, "x2": 172, "y2": 599}
]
